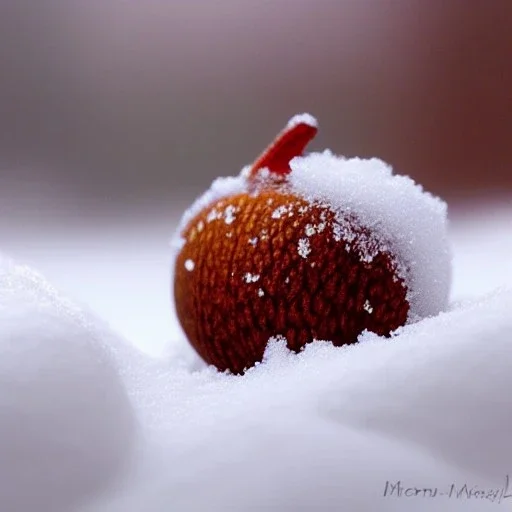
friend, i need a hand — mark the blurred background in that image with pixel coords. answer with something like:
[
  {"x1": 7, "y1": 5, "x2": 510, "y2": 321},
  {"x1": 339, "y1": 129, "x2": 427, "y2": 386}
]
[{"x1": 1, "y1": 1, "x2": 511, "y2": 353}]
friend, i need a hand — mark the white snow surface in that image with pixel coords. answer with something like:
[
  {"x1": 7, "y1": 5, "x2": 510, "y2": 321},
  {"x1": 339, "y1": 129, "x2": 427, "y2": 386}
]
[
  {"x1": 0, "y1": 204, "x2": 511, "y2": 511},
  {"x1": 90, "y1": 287, "x2": 512, "y2": 512},
  {"x1": 0, "y1": 256, "x2": 138, "y2": 512},
  {"x1": 286, "y1": 112, "x2": 319, "y2": 129}
]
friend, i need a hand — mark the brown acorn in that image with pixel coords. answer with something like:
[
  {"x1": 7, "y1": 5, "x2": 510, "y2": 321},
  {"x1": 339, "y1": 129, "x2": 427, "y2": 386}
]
[{"x1": 174, "y1": 116, "x2": 409, "y2": 374}]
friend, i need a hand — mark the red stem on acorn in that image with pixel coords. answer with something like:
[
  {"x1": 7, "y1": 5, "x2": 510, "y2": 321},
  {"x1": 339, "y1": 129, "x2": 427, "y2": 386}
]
[{"x1": 249, "y1": 120, "x2": 318, "y2": 178}]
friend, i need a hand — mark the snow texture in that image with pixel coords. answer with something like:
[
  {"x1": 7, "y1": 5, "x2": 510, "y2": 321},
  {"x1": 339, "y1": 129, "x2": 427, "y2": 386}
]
[
  {"x1": 297, "y1": 237, "x2": 311, "y2": 258},
  {"x1": 0, "y1": 255, "x2": 138, "y2": 512},
  {"x1": 174, "y1": 174, "x2": 247, "y2": 242},
  {"x1": 1, "y1": 205, "x2": 512, "y2": 511},
  {"x1": 289, "y1": 151, "x2": 451, "y2": 320},
  {"x1": 286, "y1": 112, "x2": 319, "y2": 129},
  {"x1": 174, "y1": 114, "x2": 451, "y2": 323},
  {"x1": 89, "y1": 287, "x2": 512, "y2": 512}
]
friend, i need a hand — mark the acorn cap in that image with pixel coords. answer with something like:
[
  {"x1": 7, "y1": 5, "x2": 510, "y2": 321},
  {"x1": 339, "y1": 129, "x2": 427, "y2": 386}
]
[{"x1": 173, "y1": 114, "x2": 451, "y2": 374}]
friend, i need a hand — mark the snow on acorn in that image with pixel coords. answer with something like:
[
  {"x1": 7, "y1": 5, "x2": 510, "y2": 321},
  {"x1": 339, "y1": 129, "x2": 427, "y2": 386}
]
[{"x1": 173, "y1": 114, "x2": 451, "y2": 374}]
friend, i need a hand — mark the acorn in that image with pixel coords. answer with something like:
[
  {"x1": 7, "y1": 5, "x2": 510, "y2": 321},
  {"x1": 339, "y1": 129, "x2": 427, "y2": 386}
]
[{"x1": 173, "y1": 114, "x2": 451, "y2": 374}]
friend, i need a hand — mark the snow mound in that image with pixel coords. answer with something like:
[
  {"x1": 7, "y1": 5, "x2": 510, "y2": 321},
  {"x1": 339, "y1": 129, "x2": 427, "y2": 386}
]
[
  {"x1": 173, "y1": 114, "x2": 451, "y2": 323},
  {"x1": 91, "y1": 288, "x2": 512, "y2": 512},
  {"x1": 0, "y1": 255, "x2": 138, "y2": 512},
  {"x1": 289, "y1": 151, "x2": 451, "y2": 319}
]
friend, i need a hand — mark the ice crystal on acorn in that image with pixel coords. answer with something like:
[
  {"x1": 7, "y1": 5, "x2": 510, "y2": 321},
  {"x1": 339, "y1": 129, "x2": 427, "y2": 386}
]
[{"x1": 173, "y1": 114, "x2": 451, "y2": 374}]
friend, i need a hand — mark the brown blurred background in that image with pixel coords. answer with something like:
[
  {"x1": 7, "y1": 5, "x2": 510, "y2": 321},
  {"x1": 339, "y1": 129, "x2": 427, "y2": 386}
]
[{"x1": 1, "y1": 0, "x2": 511, "y2": 226}]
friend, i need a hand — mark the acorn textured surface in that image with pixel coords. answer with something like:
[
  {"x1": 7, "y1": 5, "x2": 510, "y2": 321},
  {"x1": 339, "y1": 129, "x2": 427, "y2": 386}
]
[{"x1": 173, "y1": 114, "x2": 451, "y2": 373}]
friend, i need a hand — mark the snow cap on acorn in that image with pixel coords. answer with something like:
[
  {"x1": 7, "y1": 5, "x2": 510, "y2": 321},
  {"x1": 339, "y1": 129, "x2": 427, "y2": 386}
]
[{"x1": 173, "y1": 114, "x2": 452, "y2": 374}]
